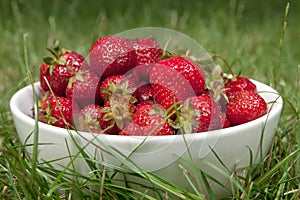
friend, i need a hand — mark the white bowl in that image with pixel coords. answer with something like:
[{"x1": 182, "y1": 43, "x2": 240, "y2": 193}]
[{"x1": 10, "y1": 80, "x2": 283, "y2": 198}]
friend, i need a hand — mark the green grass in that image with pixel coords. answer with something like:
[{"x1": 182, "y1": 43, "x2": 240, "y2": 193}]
[{"x1": 0, "y1": 0, "x2": 299, "y2": 199}]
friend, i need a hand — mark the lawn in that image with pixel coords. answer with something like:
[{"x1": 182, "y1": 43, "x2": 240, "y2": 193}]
[{"x1": 0, "y1": 0, "x2": 299, "y2": 199}]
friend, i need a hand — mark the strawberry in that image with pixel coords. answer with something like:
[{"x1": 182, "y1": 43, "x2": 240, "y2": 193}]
[
  {"x1": 76, "y1": 104, "x2": 102, "y2": 133},
  {"x1": 40, "y1": 41, "x2": 87, "y2": 97},
  {"x1": 65, "y1": 71, "x2": 101, "y2": 107},
  {"x1": 99, "y1": 97, "x2": 136, "y2": 135},
  {"x1": 151, "y1": 84, "x2": 180, "y2": 118},
  {"x1": 150, "y1": 56, "x2": 206, "y2": 112},
  {"x1": 224, "y1": 76, "x2": 257, "y2": 101},
  {"x1": 119, "y1": 104, "x2": 173, "y2": 136},
  {"x1": 226, "y1": 91, "x2": 267, "y2": 126},
  {"x1": 99, "y1": 74, "x2": 136, "y2": 103},
  {"x1": 38, "y1": 96, "x2": 79, "y2": 129},
  {"x1": 89, "y1": 36, "x2": 136, "y2": 78},
  {"x1": 177, "y1": 95, "x2": 224, "y2": 133},
  {"x1": 131, "y1": 38, "x2": 163, "y2": 81},
  {"x1": 40, "y1": 63, "x2": 52, "y2": 91},
  {"x1": 126, "y1": 69, "x2": 141, "y2": 85},
  {"x1": 131, "y1": 38, "x2": 163, "y2": 65},
  {"x1": 132, "y1": 83, "x2": 154, "y2": 103},
  {"x1": 222, "y1": 116, "x2": 231, "y2": 128},
  {"x1": 135, "y1": 99, "x2": 155, "y2": 109}
]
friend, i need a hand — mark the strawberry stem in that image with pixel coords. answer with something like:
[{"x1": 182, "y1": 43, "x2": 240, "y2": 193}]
[
  {"x1": 45, "y1": 40, "x2": 62, "y2": 61},
  {"x1": 46, "y1": 47, "x2": 60, "y2": 60},
  {"x1": 209, "y1": 52, "x2": 235, "y2": 76}
]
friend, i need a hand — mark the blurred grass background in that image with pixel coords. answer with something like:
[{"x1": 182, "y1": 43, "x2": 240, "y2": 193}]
[
  {"x1": 0, "y1": 0, "x2": 299, "y2": 199},
  {"x1": 1, "y1": 0, "x2": 299, "y2": 93}
]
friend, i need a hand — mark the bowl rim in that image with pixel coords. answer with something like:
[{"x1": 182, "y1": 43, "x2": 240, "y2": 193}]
[{"x1": 10, "y1": 80, "x2": 283, "y2": 142}]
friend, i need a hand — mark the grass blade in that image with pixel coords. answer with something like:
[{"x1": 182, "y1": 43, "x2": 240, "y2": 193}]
[
  {"x1": 255, "y1": 148, "x2": 300, "y2": 185},
  {"x1": 22, "y1": 33, "x2": 40, "y2": 183}
]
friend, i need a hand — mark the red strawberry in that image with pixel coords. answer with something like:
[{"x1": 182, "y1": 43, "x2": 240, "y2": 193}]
[
  {"x1": 132, "y1": 83, "x2": 154, "y2": 102},
  {"x1": 65, "y1": 71, "x2": 101, "y2": 107},
  {"x1": 131, "y1": 38, "x2": 163, "y2": 81},
  {"x1": 40, "y1": 43, "x2": 86, "y2": 96},
  {"x1": 135, "y1": 99, "x2": 155, "y2": 109},
  {"x1": 89, "y1": 36, "x2": 136, "y2": 78},
  {"x1": 38, "y1": 96, "x2": 79, "y2": 128},
  {"x1": 131, "y1": 38, "x2": 163, "y2": 65},
  {"x1": 76, "y1": 104, "x2": 102, "y2": 133},
  {"x1": 219, "y1": 113, "x2": 231, "y2": 128},
  {"x1": 120, "y1": 104, "x2": 173, "y2": 136},
  {"x1": 226, "y1": 91, "x2": 267, "y2": 126},
  {"x1": 200, "y1": 89, "x2": 228, "y2": 114},
  {"x1": 224, "y1": 76, "x2": 257, "y2": 101},
  {"x1": 40, "y1": 63, "x2": 51, "y2": 91},
  {"x1": 99, "y1": 74, "x2": 136, "y2": 103},
  {"x1": 99, "y1": 98, "x2": 135, "y2": 135},
  {"x1": 151, "y1": 84, "x2": 180, "y2": 118},
  {"x1": 126, "y1": 69, "x2": 141, "y2": 86},
  {"x1": 178, "y1": 95, "x2": 224, "y2": 133},
  {"x1": 150, "y1": 56, "x2": 206, "y2": 111}
]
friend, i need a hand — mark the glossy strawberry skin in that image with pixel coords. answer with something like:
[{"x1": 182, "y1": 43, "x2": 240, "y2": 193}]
[
  {"x1": 40, "y1": 51, "x2": 86, "y2": 97},
  {"x1": 131, "y1": 38, "x2": 163, "y2": 65},
  {"x1": 153, "y1": 56, "x2": 206, "y2": 95},
  {"x1": 135, "y1": 99, "x2": 155, "y2": 109},
  {"x1": 150, "y1": 56, "x2": 206, "y2": 111},
  {"x1": 39, "y1": 96, "x2": 79, "y2": 128},
  {"x1": 132, "y1": 83, "x2": 154, "y2": 103},
  {"x1": 40, "y1": 63, "x2": 51, "y2": 91},
  {"x1": 120, "y1": 104, "x2": 173, "y2": 136},
  {"x1": 89, "y1": 36, "x2": 136, "y2": 78},
  {"x1": 221, "y1": 114, "x2": 231, "y2": 128},
  {"x1": 126, "y1": 69, "x2": 141, "y2": 85},
  {"x1": 151, "y1": 84, "x2": 179, "y2": 118},
  {"x1": 50, "y1": 64, "x2": 79, "y2": 97},
  {"x1": 131, "y1": 38, "x2": 163, "y2": 81},
  {"x1": 226, "y1": 91, "x2": 267, "y2": 126},
  {"x1": 225, "y1": 77, "x2": 257, "y2": 101},
  {"x1": 65, "y1": 71, "x2": 101, "y2": 107}
]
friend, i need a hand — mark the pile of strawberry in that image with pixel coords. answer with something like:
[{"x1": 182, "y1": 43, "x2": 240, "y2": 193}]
[{"x1": 37, "y1": 35, "x2": 267, "y2": 136}]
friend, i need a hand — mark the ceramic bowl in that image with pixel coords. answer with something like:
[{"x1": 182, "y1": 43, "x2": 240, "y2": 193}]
[{"x1": 10, "y1": 79, "x2": 282, "y2": 198}]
